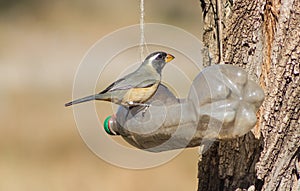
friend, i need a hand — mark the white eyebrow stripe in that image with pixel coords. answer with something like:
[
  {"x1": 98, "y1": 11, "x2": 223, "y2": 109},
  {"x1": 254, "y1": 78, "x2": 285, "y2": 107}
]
[{"x1": 148, "y1": 53, "x2": 160, "y2": 63}]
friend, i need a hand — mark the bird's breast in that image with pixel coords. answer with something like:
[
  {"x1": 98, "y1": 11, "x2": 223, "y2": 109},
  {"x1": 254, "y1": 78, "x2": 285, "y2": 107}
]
[{"x1": 122, "y1": 83, "x2": 159, "y2": 105}]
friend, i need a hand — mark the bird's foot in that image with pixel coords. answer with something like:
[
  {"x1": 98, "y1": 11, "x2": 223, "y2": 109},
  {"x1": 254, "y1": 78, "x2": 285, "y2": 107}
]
[
  {"x1": 141, "y1": 104, "x2": 151, "y2": 117},
  {"x1": 127, "y1": 102, "x2": 151, "y2": 117}
]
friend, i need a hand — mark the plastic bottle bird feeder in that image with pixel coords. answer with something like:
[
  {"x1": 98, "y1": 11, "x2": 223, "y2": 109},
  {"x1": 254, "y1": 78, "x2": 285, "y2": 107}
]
[{"x1": 104, "y1": 65, "x2": 264, "y2": 152}]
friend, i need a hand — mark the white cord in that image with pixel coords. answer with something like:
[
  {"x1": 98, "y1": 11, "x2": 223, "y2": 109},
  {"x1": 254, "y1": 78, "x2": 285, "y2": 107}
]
[{"x1": 140, "y1": 0, "x2": 145, "y2": 62}]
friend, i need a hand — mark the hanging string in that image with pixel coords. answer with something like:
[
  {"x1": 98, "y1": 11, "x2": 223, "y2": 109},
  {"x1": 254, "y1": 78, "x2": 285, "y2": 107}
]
[{"x1": 139, "y1": 0, "x2": 145, "y2": 62}]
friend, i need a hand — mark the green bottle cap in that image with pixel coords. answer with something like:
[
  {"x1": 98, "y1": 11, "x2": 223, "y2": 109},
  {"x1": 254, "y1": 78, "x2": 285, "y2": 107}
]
[{"x1": 104, "y1": 116, "x2": 115, "y2": 135}]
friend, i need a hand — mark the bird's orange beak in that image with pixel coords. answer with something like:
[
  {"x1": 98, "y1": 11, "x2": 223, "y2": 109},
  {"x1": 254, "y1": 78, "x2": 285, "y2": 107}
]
[{"x1": 165, "y1": 54, "x2": 175, "y2": 63}]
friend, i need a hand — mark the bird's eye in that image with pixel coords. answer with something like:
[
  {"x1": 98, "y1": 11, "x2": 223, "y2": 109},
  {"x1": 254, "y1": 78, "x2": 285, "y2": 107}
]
[{"x1": 156, "y1": 54, "x2": 163, "y2": 59}]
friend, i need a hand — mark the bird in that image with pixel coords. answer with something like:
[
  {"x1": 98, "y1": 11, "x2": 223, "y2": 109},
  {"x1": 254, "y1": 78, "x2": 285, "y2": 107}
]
[{"x1": 65, "y1": 51, "x2": 175, "y2": 110}]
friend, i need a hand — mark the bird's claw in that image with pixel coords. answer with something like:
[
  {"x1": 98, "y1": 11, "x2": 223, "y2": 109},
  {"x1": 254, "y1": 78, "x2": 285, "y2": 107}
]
[
  {"x1": 141, "y1": 104, "x2": 151, "y2": 117},
  {"x1": 127, "y1": 102, "x2": 151, "y2": 117}
]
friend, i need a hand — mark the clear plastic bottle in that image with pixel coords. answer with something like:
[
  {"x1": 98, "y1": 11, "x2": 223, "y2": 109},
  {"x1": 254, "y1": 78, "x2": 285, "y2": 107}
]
[{"x1": 104, "y1": 65, "x2": 264, "y2": 152}]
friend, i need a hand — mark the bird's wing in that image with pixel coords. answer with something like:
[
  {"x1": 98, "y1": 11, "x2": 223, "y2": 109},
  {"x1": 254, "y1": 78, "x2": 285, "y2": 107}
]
[
  {"x1": 99, "y1": 77, "x2": 158, "y2": 94},
  {"x1": 135, "y1": 79, "x2": 159, "y2": 88},
  {"x1": 98, "y1": 77, "x2": 128, "y2": 94}
]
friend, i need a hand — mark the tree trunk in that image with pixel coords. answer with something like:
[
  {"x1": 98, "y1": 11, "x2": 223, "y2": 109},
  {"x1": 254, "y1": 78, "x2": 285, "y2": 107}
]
[{"x1": 198, "y1": 0, "x2": 300, "y2": 190}]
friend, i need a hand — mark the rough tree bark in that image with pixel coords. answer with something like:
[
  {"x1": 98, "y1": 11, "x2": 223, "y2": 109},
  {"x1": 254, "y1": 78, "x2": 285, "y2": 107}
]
[{"x1": 198, "y1": 0, "x2": 300, "y2": 190}]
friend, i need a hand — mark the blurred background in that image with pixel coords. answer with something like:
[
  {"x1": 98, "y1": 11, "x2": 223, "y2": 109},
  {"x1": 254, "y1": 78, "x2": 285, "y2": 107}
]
[{"x1": 0, "y1": 0, "x2": 203, "y2": 190}]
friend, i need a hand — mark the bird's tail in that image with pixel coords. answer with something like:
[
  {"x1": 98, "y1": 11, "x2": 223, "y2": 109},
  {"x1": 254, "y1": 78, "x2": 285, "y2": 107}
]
[{"x1": 65, "y1": 95, "x2": 96, "y2": 107}]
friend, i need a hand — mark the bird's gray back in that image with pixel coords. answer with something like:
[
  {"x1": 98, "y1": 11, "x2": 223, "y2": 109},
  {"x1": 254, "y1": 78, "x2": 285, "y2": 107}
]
[{"x1": 99, "y1": 64, "x2": 160, "y2": 94}]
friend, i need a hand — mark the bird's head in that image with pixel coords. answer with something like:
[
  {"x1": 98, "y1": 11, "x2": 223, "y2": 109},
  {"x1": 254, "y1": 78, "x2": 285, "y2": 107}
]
[{"x1": 143, "y1": 51, "x2": 175, "y2": 73}]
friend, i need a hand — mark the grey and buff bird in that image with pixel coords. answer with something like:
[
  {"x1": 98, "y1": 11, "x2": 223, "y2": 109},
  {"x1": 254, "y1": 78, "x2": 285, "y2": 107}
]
[{"x1": 65, "y1": 51, "x2": 174, "y2": 110}]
